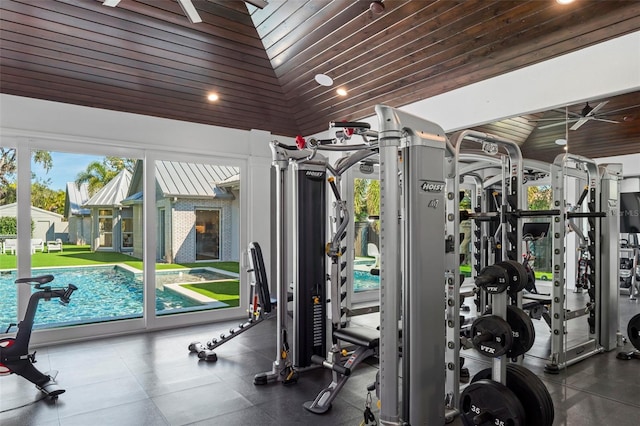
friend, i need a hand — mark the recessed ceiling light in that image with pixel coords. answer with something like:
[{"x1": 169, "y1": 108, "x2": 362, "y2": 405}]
[
  {"x1": 556, "y1": 0, "x2": 575, "y2": 4},
  {"x1": 315, "y1": 73, "x2": 334, "y2": 87},
  {"x1": 555, "y1": 138, "x2": 567, "y2": 146},
  {"x1": 207, "y1": 93, "x2": 219, "y2": 102},
  {"x1": 336, "y1": 88, "x2": 348, "y2": 96}
]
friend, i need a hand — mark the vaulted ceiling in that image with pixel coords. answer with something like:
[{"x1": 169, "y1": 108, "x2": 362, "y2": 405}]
[{"x1": 1, "y1": 0, "x2": 639, "y2": 162}]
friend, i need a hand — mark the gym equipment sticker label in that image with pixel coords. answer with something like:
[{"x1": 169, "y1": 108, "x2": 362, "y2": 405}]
[{"x1": 420, "y1": 181, "x2": 444, "y2": 193}]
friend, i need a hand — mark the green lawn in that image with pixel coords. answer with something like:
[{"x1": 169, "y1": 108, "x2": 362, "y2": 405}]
[
  {"x1": 182, "y1": 280, "x2": 240, "y2": 307},
  {"x1": 0, "y1": 244, "x2": 239, "y2": 274}
]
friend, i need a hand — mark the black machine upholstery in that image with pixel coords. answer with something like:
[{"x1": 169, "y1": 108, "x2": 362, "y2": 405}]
[{"x1": 333, "y1": 326, "x2": 380, "y2": 349}]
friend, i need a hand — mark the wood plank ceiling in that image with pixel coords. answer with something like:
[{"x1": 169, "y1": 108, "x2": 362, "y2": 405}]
[{"x1": 1, "y1": 0, "x2": 639, "y2": 162}]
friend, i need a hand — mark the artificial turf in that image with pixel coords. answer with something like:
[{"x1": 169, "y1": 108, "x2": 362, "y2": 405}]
[
  {"x1": 0, "y1": 244, "x2": 239, "y2": 274},
  {"x1": 182, "y1": 280, "x2": 240, "y2": 307}
]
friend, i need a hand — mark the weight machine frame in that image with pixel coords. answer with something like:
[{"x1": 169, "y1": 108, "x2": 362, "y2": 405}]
[
  {"x1": 254, "y1": 143, "x2": 331, "y2": 385},
  {"x1": 445, "y1": 131, "x2": 525, "y2": 413},
  {"x1": 375, "y1": 105, "x2": 452, "y2": 425},
  {"x1": 546, "y1": 155, "x2": 621, "y2": 371}
]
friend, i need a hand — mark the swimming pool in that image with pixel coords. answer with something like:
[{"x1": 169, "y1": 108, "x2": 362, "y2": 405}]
[
  {"x1": 0, "y1": 266, "x2": 233, "y2": 330},
  {"x1": 354, "y1": 269, "x2": 379, "y2": 292}
]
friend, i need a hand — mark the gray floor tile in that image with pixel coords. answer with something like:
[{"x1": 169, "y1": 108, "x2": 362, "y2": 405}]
[{"x1": 58, "y1": 400, "x2": 169, "y2": 426}]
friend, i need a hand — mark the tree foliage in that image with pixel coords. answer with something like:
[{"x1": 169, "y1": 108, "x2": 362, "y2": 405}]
[
  {"x1": 2, "y1": 179, "x2": 66, "y2": 213},
  {"x1": 31, "y1": 178, "x2": 66, "y2": 213},
  {"x1": 0, "y1": 216, "x2": 18, "y2": 235},
  {"x1": 0, "y1": 148, "x2": 53, "y2": 204},
  {"x1": 528, "y1": 185, "x2": 553, "y2": 210},
  {"x1": 0, "y1": 216, "x2": 34, "y2": 236},
  {"x1": 353, "y1": 178, "x2": 380, "y2": 230},
  {"x1": 75, "y1": 156, "x2": 135, "y2": 196}
]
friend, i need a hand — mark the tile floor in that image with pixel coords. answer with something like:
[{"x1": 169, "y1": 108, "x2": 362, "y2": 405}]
[{"x1": 1, "y1": 294, "x2": 640, "y2": 426}]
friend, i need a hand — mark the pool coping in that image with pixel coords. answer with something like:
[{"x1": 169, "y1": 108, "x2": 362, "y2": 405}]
[{"x1": 163, "y1": 282, "x2": 229, "y2": 308}]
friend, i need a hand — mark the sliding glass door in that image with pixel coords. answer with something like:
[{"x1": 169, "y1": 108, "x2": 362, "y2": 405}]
[{"x1": 153, "y1": 159, "x2": 241, "y2": 317}]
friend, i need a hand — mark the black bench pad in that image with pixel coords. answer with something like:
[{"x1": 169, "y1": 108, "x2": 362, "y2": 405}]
[{"x1": 334, "y1": 326, "x2": 379, "y2": 349}]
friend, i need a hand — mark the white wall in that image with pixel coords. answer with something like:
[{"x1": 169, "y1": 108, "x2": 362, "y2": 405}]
[
  {"x1": 0, "y1": 96, "x2": 283, "y2": 258},
  {"x1": 597, "y1": 154, "x2": 640, "y2": 178}
]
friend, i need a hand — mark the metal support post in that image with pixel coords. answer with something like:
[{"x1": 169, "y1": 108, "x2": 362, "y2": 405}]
[{"x1": 598, "y1": 163, "x2": 622, "y2": 351}]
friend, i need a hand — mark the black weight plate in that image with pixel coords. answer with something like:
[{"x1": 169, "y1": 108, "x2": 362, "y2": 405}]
[
  {"x1": 471, "y1": 315, "x2": 513, "y2": 358},
  {"x1": 475, "y1": 264, "x2": 510, "y2": 293},
  {"x1": 506, "y1": 305, "x2": 536, "y2": 358},
  {"x1": 509, "y1": 365, "x2": 554, "y2": 426},
  {"x1": 499, "y1": 260, "x2": 529, "y2": 294},
  {"x1": 483, "y1": 306, "x2": 536, "y2": 358},
  {"x1": 460, "y1": 379, "x2": 525, "y2": 426},
  {"x1": 471, "y1": 365, "x2": 554, "y2": 426},
  {"x1": 628, "y1": 313, "x2": 640, "y2": 351}
]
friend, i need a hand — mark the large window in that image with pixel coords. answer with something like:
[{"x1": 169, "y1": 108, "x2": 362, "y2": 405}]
[
  {"x1": 345, "y1": 166, "x2": 381, "y2": 307},
  {"x1": 153, "y1": 159, "x2": 241, "y2": 317},
  {"x1": 527, "y1": 185, "x2": 553, "y2": 278},
  {"x1": 0, "y1": 145, "x2": 18, "y2": 328},
  {"x1": 353, "y1": 176, "x2": 380, "y2": 293},
  {"x1": 21, "y1": 151, "x2": 145, "y2": 330},
  {"x1": 4, "y1": 141, "x2": 247, "y2": 344}
]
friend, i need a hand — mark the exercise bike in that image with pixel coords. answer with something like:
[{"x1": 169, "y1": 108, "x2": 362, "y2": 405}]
[{"x1": 0, "y1": 275, "x2": 77, "y2": 399}]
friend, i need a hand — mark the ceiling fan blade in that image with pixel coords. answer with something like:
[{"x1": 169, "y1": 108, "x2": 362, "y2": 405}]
[
  {"x1": 551, "y1": 108, "x2": 583, "y2": 118},
  {"x1": 570, "y1": 117, "x2": 590, "y2": 130},
  {"x1": 528, "y1": 117, "x2": 567, "y2": 122},
  {"x1": 538, "y1": 119, "x2": 579, "y2": 130},
  {"x1": 593, "y1": 118, "x2": 620, "y2": 124},
  {"x1": 585, "y1": 101, "x2": 609, "y2": 117}
]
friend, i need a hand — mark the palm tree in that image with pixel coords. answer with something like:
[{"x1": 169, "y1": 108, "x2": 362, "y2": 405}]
[
  {"x1": 75, "y1": 157, "x2": 135, "y2": 196},
  {"x1": 75, "y1": 161, "x2": 112, "y2": 196}
]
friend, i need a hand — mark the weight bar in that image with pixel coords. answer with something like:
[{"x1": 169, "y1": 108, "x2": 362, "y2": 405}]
[
  {"x1": 471, "y1": 364, "x2": 554, "y2": 426},
  {"x1": 470, "y1": 315, "x2": 513, "y2": 358},
  {"x1": 460, "y1": 379, "x2": 526, "y2": 426},
  {"x1": 628, "y1": 313, "x2": 640, "y2": 351}
]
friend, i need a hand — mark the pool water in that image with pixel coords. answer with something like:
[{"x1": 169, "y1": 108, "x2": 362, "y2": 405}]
[
  {"x1": 354, "y1": 269, "x2": 379, "y2": 292},
  {"x1": 0, "y1": 266, "x2": 231, "y2": 330}
]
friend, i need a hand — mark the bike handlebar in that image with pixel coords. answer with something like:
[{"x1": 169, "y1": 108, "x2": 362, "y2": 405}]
[{"x1": 60, "y1": 284, "x2": 78, "y2": 305}]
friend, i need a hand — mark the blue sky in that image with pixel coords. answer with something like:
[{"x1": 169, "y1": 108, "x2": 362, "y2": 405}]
[{"x1": 31, "y1": 152, "x2": 104, "y2": 191}]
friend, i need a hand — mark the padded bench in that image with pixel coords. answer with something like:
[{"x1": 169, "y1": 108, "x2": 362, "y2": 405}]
[
  {"x1": 334, "y1": 326, "x2": 379, "y2": 349},
  {"x1": 523, "y1": 293, "x2": 552, "y2": 328},
  {"x1": 304, "y1": 326, "x2": 379, "y2": 414}
]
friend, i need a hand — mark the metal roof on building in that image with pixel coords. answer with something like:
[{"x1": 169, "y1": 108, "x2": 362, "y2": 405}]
[
  {"x1": 83, "y1": 169, "x2": 132, "y2": 208},
  {"x1": 0, "y1": 202, "x2": 64, "y2": 219},
  {"x1": 64, "y1": 182, "x2": 90, "y2": 217},
  {"x1": 154, "y1": 161, "x2": 239, "y2": 199}
]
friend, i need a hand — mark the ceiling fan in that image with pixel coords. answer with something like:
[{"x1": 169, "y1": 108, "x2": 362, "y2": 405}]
[{"x1": 531, "y1": 101, "x2": 620, "y2": 131}]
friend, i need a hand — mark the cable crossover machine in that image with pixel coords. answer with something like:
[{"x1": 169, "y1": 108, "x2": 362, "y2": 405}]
[{"x1": 184, "y1": 103, "x2": 628, "y2": 425}]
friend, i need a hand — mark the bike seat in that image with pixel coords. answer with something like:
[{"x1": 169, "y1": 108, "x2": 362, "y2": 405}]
[{"x1": 15, "y1": 275, "x2": 54, "y2": 285}]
